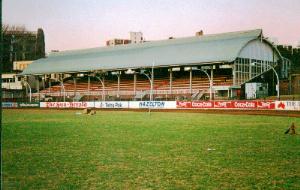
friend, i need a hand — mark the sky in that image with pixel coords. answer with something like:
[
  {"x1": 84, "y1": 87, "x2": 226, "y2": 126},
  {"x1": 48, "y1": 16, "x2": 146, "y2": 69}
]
[{"x1": 3, "y1": 0, "x2": 300, "y2": 53}]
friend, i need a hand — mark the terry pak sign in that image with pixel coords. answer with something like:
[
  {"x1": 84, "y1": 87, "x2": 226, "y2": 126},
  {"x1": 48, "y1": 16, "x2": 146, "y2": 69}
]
[{"x1": 95, "y1": 101, "x2": 129, "y2": 109}]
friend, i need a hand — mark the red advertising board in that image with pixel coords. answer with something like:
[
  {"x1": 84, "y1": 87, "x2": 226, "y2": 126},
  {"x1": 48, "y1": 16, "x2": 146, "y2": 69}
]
[
  {"x1": 232, "y1": 101, "x2": 257, "y2": 109},
  {"x1": 191, "y1": 101, "x2": 214, "y2": 108},
  {"x1": 257, "y1": 101, "x2": 275, "y2": 109},
  {"x1": 176, "y1": 101, "x2": 191, "y2": 108},
  {"x1": 214, "y1": 101, "x2": 233, "y2": 108},
  {"x1": 177, "y1": 101, "x2": 275, "y2": 110}
]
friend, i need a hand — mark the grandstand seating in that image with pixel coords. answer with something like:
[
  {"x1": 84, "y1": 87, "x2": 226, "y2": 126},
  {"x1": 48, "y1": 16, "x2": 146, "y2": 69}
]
[{"x1": 39, "y1": 74, "x2": 233, "y2": 100}]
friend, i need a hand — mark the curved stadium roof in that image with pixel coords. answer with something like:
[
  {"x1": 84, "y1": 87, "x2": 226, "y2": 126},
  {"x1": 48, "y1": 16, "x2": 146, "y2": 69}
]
[{"x1": 21, "y1": 29, "x2": 265, "y2": 75}]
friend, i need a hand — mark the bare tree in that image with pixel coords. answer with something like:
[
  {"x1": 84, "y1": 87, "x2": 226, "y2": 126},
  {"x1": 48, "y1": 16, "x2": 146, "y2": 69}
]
[{"x1": 2, "y1": 24, "x2": 27, "y2": 35}]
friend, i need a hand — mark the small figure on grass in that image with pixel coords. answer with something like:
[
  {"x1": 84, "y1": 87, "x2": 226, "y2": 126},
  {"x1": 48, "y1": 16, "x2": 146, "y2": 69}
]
[
  {"x1": 284, "y1": 123, "x2": 297, "y2": 135},
  {"x1": 82, "y1": 108, "x2": 91, "y2": 114},
  {"x1": 82, "y1": 108, "x2": 96, "y2": 115},
  {"x1": 88, "y1": 109, "x2": 96, "y2": 115}
]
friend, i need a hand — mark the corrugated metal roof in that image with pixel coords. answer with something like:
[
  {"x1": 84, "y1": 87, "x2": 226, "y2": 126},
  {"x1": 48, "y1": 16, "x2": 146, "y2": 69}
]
[{"x1": 21, "y1": 29, "x2": 263, "y2": 75}]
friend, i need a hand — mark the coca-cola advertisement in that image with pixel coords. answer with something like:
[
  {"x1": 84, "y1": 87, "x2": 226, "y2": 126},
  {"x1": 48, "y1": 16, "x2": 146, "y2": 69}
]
[
  {"x1": 166, "y1": 101, "x2": 277, "y2": 110},
  {"x1": 191, "y1": 101, "x2": 214, "y2": 108},
  {"x1": 232, "y1": 101, "x2": 257, "y2": 109}
]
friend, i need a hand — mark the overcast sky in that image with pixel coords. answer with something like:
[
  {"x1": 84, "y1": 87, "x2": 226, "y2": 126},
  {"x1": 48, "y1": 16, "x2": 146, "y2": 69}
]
[{"x1": 3, "y1": 0, "x2": 300, "y2": 52}]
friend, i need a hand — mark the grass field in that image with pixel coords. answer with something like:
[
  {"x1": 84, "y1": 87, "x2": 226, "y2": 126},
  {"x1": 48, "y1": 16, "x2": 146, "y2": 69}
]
[{"x1": 2, "y1": 109, "x2": 300, "y2": 189}]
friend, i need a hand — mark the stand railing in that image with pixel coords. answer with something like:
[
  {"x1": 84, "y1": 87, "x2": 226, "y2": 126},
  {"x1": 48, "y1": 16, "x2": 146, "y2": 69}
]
[{"x1": 34, "y1": 89, "x2": 206, "y2": 97}]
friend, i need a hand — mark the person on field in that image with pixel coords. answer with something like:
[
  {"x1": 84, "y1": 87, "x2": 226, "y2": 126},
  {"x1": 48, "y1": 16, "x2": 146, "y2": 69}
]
[{"x1": 284, "y1": 123, "x2": 297, "y2": 135}]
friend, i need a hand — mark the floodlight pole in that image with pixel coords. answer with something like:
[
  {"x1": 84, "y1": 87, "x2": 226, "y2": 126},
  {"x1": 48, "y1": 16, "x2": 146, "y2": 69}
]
[
  {"x1": 59, "y1": 75, "x2": 66, "y2": 102},
  {"x1": 95, "y1": 75, "x2": 105, "y2": 101},
  {"x1": 252, "y1": 62, "x2": 280, "y2": 100},
  {"x1": 268, "y1": 64, "x2": 280, "y2": 100},
  {"x1": 73, "y1": 76, "x2": 77, "y2": 98},
  {"x1": 133, "y1": 73, "x2": 137, "y2": 97},
  {"x1": 151, "y1": 62, "x2": 154, "y2": 101},
  {"x1": 195, "y1": 69, "x2": 212, "y2": 100},
  {"x1": 140, "y1": 64, "x2": 154, "y2": 101},
  {"x1": 140, "y1": 62, "x2": 155, "y2": 114},
  {"x1": 22, "y1": 77, "x2": 32, "y2": 102},
  {"x1": 117, "y1": 72, "x2": 121, "y2": 99},
  {"x1": 141, "y1": 72, "x2": 153, "y2": 100},
  {"x1": 60, "y1": 80, "x2": 66, "y2": 102}
]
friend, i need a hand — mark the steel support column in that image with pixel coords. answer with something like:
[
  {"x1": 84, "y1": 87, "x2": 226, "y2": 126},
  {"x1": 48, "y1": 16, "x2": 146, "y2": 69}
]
[
  {"x1": 210, "y1": 66, "x2": 214, "y2": 100},
  {"x1": 23, "y1": 77, "x2": 32, "y2": 102},
  {"x1": 73, "y1": 76, "x2": 77, "y2": 98},
  {"x1": 60, "y1": 74, "x2": 66, "y2": 102},
  {"x1": 49, "y1": 80, "x2": 51, "y2": 94},
  {"x1": 169, "y1": 69, "x2": 173, "y2": 95},
  {"x1": 42, "y1": 75, "x2": 46, "y2": 90},
  {"x1": 117, "y1": 73, "x2": 120, "y2": 98},
  {"x1": 189, "y1": 69, "x2": 192, "y2": 95},
  {"x1": 36, "y1": 76, "x2": 40, "y2": 101},
  {"x1": 36, "y1": 76, "x2": 40, "y2": 93},
  {"x1": 151, "y1": 65, "x2": 154, "y2": 101},
  {"x1": 133, "y1": 73, "x2": 137, "y2": 97},
  {"x1": 88, "y1": 75, "x2": 90, "y2": 100}
]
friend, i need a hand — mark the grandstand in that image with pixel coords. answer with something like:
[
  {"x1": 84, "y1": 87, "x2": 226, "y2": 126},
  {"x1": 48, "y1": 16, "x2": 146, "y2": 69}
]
[{"x1": 20, "y1": 29, "x2": 289, "y2": 102}]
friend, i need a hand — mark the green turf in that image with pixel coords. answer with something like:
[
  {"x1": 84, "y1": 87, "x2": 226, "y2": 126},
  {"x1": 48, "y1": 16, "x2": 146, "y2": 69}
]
[{"x1": 2, "y1": 109, "x2": 300, "y2": 189}]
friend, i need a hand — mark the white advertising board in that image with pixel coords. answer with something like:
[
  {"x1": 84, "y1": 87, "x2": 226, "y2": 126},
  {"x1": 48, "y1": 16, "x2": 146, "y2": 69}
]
[
  {"x1": 2, "y1": 102, "x2": 18, "y2": 108},
  {"x1": 40, "y1": 102, "x2": 88, "y2": 108},
  {"x1": 39, "y1": 101, "x2": 299, "y2": 111},
  {"x1": 94, "y1": 101, "x2": 129, "y2": 109},
  {"x1": 40, "y1": 101, "x2": 177, "y2": 109},
  {"x1": 275, "y1": 101, "x2": 300, "y2": 111},
  {"x1": 129, "y1": 101, "x2": 176, "y2": 109}
]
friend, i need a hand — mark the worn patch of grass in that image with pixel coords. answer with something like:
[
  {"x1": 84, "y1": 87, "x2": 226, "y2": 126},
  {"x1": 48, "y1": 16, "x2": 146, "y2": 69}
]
[{"x1": 2, "y1": 109, "x2": 300, "y2": 189}]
